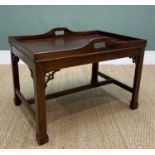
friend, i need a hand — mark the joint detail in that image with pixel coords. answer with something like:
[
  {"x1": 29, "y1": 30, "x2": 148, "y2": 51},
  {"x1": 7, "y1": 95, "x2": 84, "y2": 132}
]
[
  {"x1": 28, "y1": 67, "x2": 60, "y2": 88},
  {"x1": 130, "y1": 56, "x2": 138, "y2": 64},
  {"x1": 45, "y1": 70, "x2": 60, "y2": 87},
  {"x1": 12, "y1": 54, "x2": 19, "y2": 62}
]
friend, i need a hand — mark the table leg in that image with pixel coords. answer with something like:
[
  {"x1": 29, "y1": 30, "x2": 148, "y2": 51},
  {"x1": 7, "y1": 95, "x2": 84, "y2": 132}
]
[
  {"x1": 11, "y1": 52, "x2": 21, "y2": 106},
  {"x1": 33, "y1": 63, "x2": 49, "y2": 145},
  {"x1": 91, "y1": 62, "x2": 99, "y2": 84},
  {"x1": 130, "y1": 49, "x2": 144, "y2": 109}
]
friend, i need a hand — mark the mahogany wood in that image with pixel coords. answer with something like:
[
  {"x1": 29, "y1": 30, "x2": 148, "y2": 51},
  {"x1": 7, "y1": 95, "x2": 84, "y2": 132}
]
[
  {"x1": 33, "y1": 63, "x2": 49, "y2": 145},
  {"x1": 11, "y1": 51, "x2": 21, "y2": 105},
  {"x1": 9, "y1": 27, "x2": 147, "y2": 145},
  {"x1": 28, "y1": 79, "x2": 113, "y2": 104},
  {"x1": 16, "y1": 89, "x2": 35, "y2": 118},
  {"x1": 98, "y1": 72, "x2": 133, "y2": 93},
  {"x1": 91, "y1": 63, "x2": 99, "y2": 84},
  {"x1": 130, "y1": 48, "x2": 145, "y2": 109}
]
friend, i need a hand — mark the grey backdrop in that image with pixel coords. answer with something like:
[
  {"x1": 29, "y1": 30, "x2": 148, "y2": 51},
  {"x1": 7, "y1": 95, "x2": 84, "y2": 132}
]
[{"x1": 0, "y1": 6, "x2": 154, "y2": 51}]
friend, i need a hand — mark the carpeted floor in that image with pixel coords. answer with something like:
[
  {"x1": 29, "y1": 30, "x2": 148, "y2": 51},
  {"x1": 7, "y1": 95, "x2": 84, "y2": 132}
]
[{"x1": 0, "y1": 64, "x2": 155, "y2": 149}]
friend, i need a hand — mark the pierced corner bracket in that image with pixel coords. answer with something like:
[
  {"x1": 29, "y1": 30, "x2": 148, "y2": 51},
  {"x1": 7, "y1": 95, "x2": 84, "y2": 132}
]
[
  {"x1": 28, "y1": 68, "x2": 60, "y2": 88},
  {"x1": 130, "y1": 56, "x2": 138, "y2": 64},
  {"x1": 12, "y1": 54, "x2": 19, "y2": 62},
  {"x1": 45, "y1": 69, "x2": 60, "y2": 87}
]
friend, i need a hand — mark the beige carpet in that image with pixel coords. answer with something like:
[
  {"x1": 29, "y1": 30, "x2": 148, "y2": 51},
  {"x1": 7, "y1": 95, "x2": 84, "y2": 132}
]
[{"x1": 0, "y1": 64, "x2": 155, "y2": 149}]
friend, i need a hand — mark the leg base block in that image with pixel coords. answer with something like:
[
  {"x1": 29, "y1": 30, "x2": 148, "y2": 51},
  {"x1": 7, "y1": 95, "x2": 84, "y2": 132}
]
[
  {"x1": 14, "y1": 97, "x2": 21, "y2": 106},
  {"x1": 130, "y1": 101, "x2": 138, "y2": 110},
  {"x1": 36, "y1": 133, "x2": 49, "y2": 145}
]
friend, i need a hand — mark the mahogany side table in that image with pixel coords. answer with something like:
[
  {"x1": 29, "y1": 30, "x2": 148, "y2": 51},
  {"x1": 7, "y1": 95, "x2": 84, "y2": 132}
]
[{"x1": 8, "y1": 27, "x2": 147, "y2": 145}]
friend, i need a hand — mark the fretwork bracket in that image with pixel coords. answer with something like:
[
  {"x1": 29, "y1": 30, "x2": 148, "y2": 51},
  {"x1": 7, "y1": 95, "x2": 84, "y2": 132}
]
[
  {"x1": 130, "y1": 56, "x2": 138, "y2": 64},
  {"x1": 29, "y1": 68, "x2": 60, "y2": 88},
  {"x1": 45, "y1": 70, "x2": 60, "y2": 87},
  {"x1": 12, "y1": 54, "x2": 19, "y2": 63}
]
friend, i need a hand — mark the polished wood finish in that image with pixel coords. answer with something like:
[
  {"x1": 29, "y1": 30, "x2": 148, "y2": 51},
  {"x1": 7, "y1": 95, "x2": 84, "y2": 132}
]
[
  {"x1": 98, "y1": 72, "x2": 133, "y2": 93},
  {"x1": 130, "y1": 48, "x2": 145, "y2": 109},
  {"x1": 33, "y1": 63, "x2": 49, "y2": 144},
  {"x1": 9, "y1": 27, "x2": 147, "y2": 145},
  {"x1": 28, "y1": 79, "x2": 113, "y2": 104},
  {"x1": 91, "y1": 63, "x2": 99, "y2": 84},
  {"x1": 11, "y1": 50, "x2": 21, "y2": 106},
  {"x1": 15, "y1": 89, "x2": 35, "y2": 118}
]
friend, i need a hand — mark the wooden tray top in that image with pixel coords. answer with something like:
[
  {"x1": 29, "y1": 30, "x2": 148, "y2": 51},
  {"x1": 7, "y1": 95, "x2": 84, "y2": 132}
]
[{"x1": 9, "y1": 27, "x2": 146, "y2": 62}]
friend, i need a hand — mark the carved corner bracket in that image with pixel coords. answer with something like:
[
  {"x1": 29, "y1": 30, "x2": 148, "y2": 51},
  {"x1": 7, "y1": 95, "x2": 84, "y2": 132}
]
[
  {"x1": 12, "y1": 54, "x2": 19, "y2": 62},
  {"x1": 45, "y1": 70, "x2": 60, "y2": 87},
  {"x1": 29, "y1": 68, "x2": 60, "y2": 88},
  {"x1": 130, "y1": 56, "x2": 138, "y2": 64}
]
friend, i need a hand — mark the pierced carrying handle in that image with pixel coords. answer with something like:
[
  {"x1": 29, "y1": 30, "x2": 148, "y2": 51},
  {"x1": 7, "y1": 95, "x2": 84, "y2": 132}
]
[
  {"x1": 87, "y1": 37, "x2": 117, "y2": 50},
  {"x1": 47, "y1": 27, "x2": 73, "y2": 36}
]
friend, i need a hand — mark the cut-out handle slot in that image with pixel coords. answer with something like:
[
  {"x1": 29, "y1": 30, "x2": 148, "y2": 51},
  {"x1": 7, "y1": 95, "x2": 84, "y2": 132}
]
[
  {"x1": 86, "y1": 37, "x2": 116, "y2": 50},
  {"x1": 48, "y1": 27, "x2": 73, "y2": 36},
  {"x1": 55, "y1": 30, "x2": 64, "y2": 36},
  {"x1": 94, "y1": 42, "x2": 106, "y2": 49}
]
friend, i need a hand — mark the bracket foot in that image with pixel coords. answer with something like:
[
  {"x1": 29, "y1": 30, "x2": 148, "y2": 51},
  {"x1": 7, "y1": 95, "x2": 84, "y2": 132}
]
[{"x1": 36, "y1": 133, "x2": 49, "y2": 145}]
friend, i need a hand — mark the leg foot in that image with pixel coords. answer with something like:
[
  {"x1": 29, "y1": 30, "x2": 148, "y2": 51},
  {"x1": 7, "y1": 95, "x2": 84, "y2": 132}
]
[
  {"x1": 130, "y1": 101, "x2": 138, "y2": 110},
  {"x1": 36, "y1": 133, "x2": 49, "y2": 145},
  {"x1": 14, "y1": 96, "x2": 21, "y2": 106}
]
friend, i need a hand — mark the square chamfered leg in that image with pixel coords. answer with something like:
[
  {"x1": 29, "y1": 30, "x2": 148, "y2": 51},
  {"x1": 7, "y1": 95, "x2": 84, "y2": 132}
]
[
  {"x1": 11, "y1": 51, "x2": 21, "y2": 106},
  {"x1": 130, "y1": 48, "x2": 145, "y2": 110},
  {"x1": 33, "y1": 63, "x2": 49, "y2": 145},
  {"x1": 91, "y1": 62, "x2": 99, "y2": 84}
]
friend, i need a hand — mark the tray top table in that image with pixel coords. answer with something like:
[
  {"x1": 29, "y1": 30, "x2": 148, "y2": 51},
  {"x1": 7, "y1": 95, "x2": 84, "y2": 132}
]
[{"x1": 8, "y1": 27, "x2": 147, "y2": 145}]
